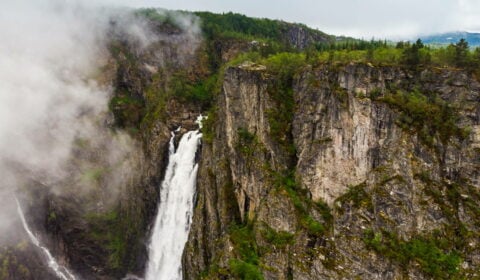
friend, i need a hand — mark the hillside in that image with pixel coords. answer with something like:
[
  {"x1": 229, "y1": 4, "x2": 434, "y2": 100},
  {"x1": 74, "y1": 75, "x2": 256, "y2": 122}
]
[{"x1": 420, "y1": 31, "x2": 480, "y2": 47}]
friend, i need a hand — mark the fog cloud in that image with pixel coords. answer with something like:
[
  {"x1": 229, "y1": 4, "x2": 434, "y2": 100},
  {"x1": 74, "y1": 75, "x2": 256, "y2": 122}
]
[{"x1": 0, "y1": 0, "x2": 169, "y2": 236}]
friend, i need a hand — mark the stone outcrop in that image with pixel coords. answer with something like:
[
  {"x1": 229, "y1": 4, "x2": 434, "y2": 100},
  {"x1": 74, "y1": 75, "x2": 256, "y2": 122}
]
[{"x1": 184, "y1": 63, "x2": 480, "y2": 279}]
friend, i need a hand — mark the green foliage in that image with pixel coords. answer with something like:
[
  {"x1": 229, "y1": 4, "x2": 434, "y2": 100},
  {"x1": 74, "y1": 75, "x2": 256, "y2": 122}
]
[
  {"x1": 48, "y1": 211, "x2": 57, "y2": 223},
  {"x1": 229, "y1": 259, "x2": 264, "y2": 280},
  {"x1": 141, "y1": 70, "x2": 219, "y2": 129},
  {"x1": 84, "y1": 210, "x2": 127, "y2": 270},
  {"x1": 314, "y1": 200, "x2": 334, "y2": 225},
  {"x1": 300, "y1": 215, "x2": 325, "y2": 236},
  {"x1": 272, "y1": 170, "x2": 331, "y2": 236},
  {"x1": 400, "y1": 39, "x2": 428, "y2": 67},
  {"x1": 0, "y1": 252, "x2": 31, "y2": 280},
  {"x1": 455, "y1": 38, "x2": 469, "y2": 68},
  {"x1": 312, "y1": 38, "x2": 480, "y2": 71},
  {"x1": 168, "y1": 71, "x2": 216, "y2": 107},
  {"x1": 372, "y1": 47, "x2": 403, "y2": 65},
  {"x1": 377, "y1": 89, "x2": 469, "y2": 146},
  {"x1": 196, "y1": 11, "x2": 281, "y2": 41},
  {"x1": 261, "y1": 225, "x2": 294, "y2": 247},
  {"x1": 201, "y1": 106, "x2": 217, "y2": 144},
  {"x1": 227, "y1": 52, "x2": 263, "y2": 67},
  {"x1": 315, "y1": 38, "x2": 388, "y2": 52},
  {"x1": 109, "y1": 94, "x2": 144, "y2": 129},
  {"x1": 135, "y1": 8, "x2": 184, "y2": 29},
  {"x1": 195, "y1": 11, "x2": 332, "y2": 48},
  {"x1": 363, "y1": 229, "x2": 462, "y2": 279},
  {"x1": 336, "y1": 182, "x2": 373, "y2": 213},
  {"x1": 230, "y1": 225, "x2": 259, "y2": 264},
  {"x1": 228, "y1": 224, "x2": 263, "y2": 279},
  {"x1": 81, "y1": 168, "x2": 106, "y2": 183},
  {"x1": 263, "y1": 52, "x2": 306, "y2": 77},
  {"x1": 141, "y1": 76, "x2": 168, "y2": 128},
  {"x1": 317, "y1": 49, "x2": 368, "y2": 64},
  {"x1": 236, "y1": 128, "x2": 258, "y2": 159},
  {"x1": 261, "y1": 53, "x2": 306, "y2": 156},
  {"x1": 416, "y1": 172, "x2": 480, "y2": 253}
]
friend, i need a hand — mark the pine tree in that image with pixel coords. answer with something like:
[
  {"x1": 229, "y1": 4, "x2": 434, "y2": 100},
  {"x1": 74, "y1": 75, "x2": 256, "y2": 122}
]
[{"x1": 454, "y1": 38, "x2": 469, "y2": 68}]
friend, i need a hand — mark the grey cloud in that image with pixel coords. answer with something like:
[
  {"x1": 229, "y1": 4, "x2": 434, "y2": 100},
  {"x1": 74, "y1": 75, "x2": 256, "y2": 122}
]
[{"x1": 0, "y1": 0, "x2": 167, "y2": 241}]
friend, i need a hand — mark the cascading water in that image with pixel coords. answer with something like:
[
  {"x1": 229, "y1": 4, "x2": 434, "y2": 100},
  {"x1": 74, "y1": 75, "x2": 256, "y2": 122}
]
[
  {"x1": 15, "y1": 197, "x2": 76, "y2": 280},
  {"x1": 145, "y1": 116, "x2": 203, "y2": 280}
]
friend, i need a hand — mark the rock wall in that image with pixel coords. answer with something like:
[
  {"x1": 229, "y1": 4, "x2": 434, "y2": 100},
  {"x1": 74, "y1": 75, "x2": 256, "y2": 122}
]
[{"x1": 184, "y1": 63, "x2": 480, "y2": 279}]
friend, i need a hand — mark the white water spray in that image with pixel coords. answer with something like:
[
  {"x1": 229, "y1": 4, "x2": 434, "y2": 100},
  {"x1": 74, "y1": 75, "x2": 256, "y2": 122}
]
[
  {"x1": 145, "y1": 117, "x2": 203, "y2": 280},
  {"x1": 15, "y1": 197, "x2": 76, "y2": 280}
]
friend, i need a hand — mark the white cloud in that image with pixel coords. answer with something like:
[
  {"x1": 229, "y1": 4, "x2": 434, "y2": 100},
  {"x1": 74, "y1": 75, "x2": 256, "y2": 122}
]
[{"x1": 0, "y1": 0, "x2": 144, "y2": 237}]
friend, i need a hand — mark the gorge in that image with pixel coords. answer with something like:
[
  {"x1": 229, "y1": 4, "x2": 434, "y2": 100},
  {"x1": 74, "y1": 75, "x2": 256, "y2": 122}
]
[{"x1": 0, "y1": 4, "x2": 479, "y2": 280}]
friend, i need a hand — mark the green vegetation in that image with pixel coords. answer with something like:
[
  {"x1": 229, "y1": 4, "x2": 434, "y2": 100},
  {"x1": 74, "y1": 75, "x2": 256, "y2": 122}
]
[
  {"x1": 374, "y1": 89, "x2": 469, "y2": 146},
  {"x1": 314, "y1": 38, "x2": 480, "y2": 72},
  {"x1": 400, "y1": 39, "x2": 431, "y2": 68},
  {"x1": 141, "y1": 69, "x2": 219, "y2": 130},
  {"x1": 135, "y1": 8, "x2": 187, "y2": 29},
  {"x1": 272, "y1": 170, "x2": 332, "y2": 237},
  {"x1": 224, "y1": 52, "x2": 307, "y2": 158},
  {"x1": 228, "y1": 224, "x2": 264, "y2": 280},
  {"x1": 81, "y1": 167, "x2": 106, "y2": 183},
  {"x1": 263, "y1": 53, "x2": 306, "y2": 156},
  {"x1": 84, "y1": 209, "x2": 130, "y2": 271},
  {"x1": 168, "y1": 71, "x2": 217, "y2": 106},
  {"x1": 416, "y1": 172, "x2": 480, "y2": 250},
  {"x1": 195, "y1": 11, "x2": 332, "y2": 46},
  {"x1": 109, "y1": 94, "x2": 145, "y2": 129},
  {"x1": 363, "y1": 229, "x2": 462, "y2": 279},
  {"x1": 48, "y1": 210, "x2": 57, "y2": 223},
  {"x1": 201, "y1": 106, "x2": 217, "y2": 144},
  {"x1": 229, "y1": 259, "x2": 263, "y2": 280},
  {"x1": 0, "y1": 251, "x2": 30, "y2": 280},
  {"x1": 336, "y1": 182, "x2": 373, "y2": 213},
  {"x1": 196, "y1": 11, "x2": 281, "y2": 41},
  {"x1": 300, "y1": 215, "x2": 325, "y2": 236},
  {"x1": 104, "y1": 10, "x2": 480, "y2": 278},
  {"x1": 236, "y1": 128, "x2": 258, "y2": 158},
  {"x1": 260, "y1": 224, "x2": 294, "y2": 248}
]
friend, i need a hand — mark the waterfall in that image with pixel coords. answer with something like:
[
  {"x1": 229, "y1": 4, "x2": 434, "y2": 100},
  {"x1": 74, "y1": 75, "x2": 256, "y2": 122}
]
[
  {"x1": 15, "y1": 197, "x2": 76, "y2": 280},
  {"x1": 145, "y1": 117, "x2": 203, "y2": 280}
]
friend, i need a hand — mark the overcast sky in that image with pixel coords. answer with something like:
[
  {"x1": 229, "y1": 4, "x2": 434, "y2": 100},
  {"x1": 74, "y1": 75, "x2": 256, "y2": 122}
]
[{"x1": 108, "y1": 0, "x2": 480, "y2": 39}]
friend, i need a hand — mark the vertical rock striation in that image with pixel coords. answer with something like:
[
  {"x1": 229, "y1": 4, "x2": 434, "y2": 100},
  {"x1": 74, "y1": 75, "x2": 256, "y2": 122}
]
[{"x1": 184, "y1": 63, "x2": 480, "y2": 279}]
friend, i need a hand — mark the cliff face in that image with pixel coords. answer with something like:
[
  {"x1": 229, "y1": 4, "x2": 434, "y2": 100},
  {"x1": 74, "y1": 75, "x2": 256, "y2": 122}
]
[
  {"x1": 280, "y1": 23, "x2": 332, "y2": 49},
  {"x1": 184, "y1": 63, "x2": 480, "y2": 279},
  {"x1": 3, "y1": 10, "x2": 480, "y2": 280}
]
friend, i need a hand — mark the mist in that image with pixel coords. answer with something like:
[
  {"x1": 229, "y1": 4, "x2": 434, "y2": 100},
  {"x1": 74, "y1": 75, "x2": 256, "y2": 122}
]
[{"x1": 0, "y1": 0, "x2": 186, "y2": 238}]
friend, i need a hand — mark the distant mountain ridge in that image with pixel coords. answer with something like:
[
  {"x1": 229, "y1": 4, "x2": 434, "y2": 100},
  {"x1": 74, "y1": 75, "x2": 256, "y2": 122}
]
[{"x1": 420, "y1": 31, "x2": 480, "y2": 46}]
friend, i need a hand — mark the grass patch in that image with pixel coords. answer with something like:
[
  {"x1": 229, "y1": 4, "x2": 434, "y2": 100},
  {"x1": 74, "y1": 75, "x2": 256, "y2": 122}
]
[
  {"x1": 375, "y1": 89, "x2": 469, "y2": 146},
  {"x1": 261, "y1": 53, "x2": 307, "y2": 157},
  {"x1": 201, "y1": 106, "x2": 217, "y2": 144},
  {"x1": 228, "y1": 224, "x2": 264, "y2": 279},
  {"x1": 229, "y1": 259, "x2": 264, "y2": 280},
  {"x1": 363, "y1": 229, "x2": 462, "y2": 279},
  {"x1": 84, "y1": 210, "x2": 127, "y2": 270},
  {"x1": 272, "y1": 170, "x2": 332, "y2": 237},
  {"x1": 260, "y1": 224, "x2": 294, "y2": 248},
  {"x1": 335, "y1": 182, "x2": 373, "y2": 213},
  {"x1": 236, "y1": 127, "x2": 260, "y2": 161}
]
